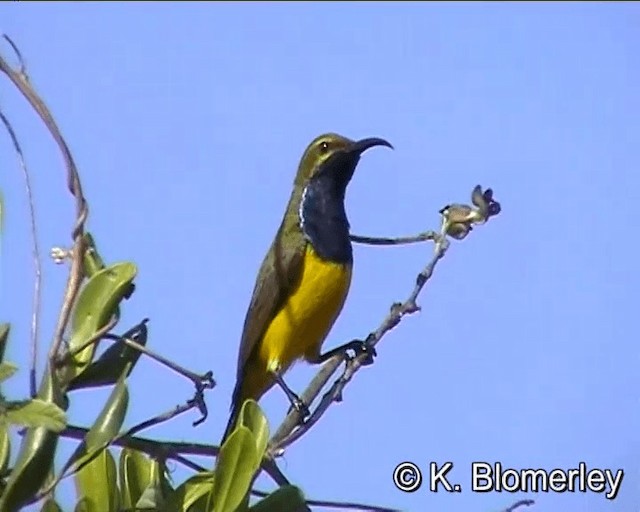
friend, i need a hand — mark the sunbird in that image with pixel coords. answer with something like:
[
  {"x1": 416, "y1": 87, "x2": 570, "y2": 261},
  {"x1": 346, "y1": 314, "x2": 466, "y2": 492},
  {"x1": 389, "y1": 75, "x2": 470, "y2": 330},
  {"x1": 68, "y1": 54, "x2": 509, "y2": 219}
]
[{"x1": 221, "y1": 133, "x2": 392, "y2": 443}]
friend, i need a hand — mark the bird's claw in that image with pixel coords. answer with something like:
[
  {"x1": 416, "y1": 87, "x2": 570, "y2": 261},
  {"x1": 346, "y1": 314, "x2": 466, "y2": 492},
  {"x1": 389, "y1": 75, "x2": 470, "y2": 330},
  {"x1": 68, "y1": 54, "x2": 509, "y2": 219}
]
[
  {"x1": 287, "y1": 396, "x2": 310, "y2": 422},
  {"x1": 345, "y1": 338, "x2": 376, "y2": 366}
]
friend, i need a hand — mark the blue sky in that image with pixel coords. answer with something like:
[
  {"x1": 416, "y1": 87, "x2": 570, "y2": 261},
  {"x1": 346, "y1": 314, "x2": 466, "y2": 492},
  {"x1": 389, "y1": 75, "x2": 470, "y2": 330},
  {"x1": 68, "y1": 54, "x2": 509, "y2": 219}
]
[{"x1": 1, "y1": 3, "x2": 639, "y2": 512}]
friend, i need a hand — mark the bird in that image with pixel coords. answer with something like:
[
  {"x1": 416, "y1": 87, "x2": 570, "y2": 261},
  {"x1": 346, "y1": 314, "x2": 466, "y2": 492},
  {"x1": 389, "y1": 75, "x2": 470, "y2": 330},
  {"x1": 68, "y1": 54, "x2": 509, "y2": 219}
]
[{"x1": 221, "y1": 133, "x2": 392, "y2": 444}]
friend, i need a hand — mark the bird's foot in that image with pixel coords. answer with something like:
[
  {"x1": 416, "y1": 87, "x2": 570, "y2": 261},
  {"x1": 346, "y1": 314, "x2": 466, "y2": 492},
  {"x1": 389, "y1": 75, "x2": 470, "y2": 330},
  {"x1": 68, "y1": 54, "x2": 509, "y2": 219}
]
[
  {"x1": 287, "y1": 395, "x2": 310, "y2": 421},
  {"x1": 342, "y1": 338, "x2": 377, "y2": 366},
  {"x1": 313, "y1": 336, "x2": 377, "y2": 366},
  {"x1": 271, "y1": 370, "x2": 310, "y2": 420}
]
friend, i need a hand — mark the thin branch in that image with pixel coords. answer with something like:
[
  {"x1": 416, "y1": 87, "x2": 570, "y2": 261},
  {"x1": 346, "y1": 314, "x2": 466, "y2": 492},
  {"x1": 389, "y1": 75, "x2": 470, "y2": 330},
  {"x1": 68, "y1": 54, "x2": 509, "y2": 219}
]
[
  {"x1": 60, "y1": 313, "x2": 118, "y2": 362},
  {"x1": 269, "y1": 233, "x2": 449, "y2": 453},
  {"x1": 114, "y1": 333, "x2": 216, "y2": 392},
  {"x1": 62, "y1": 424, "x2": 219, "y2": 459},
  {"x1": 296, "y1": 498, "x2": 400, "y2": 512},
  {"x1": 251, "y1": 489, "x2": 401, "y2": 512},
  {"x1": 0, "y1": 33, "x2": 27, "y2": 78},
  {"x1": 117, "y1": 397, "x2": 203, "y2": 440},
  {"x1": 504, "y1": 499, "x2": 535, "y2": 512},
  {"x1": 60, "y1": 425, "x2": 289, "y2": 486},
  {"x1": 0, "y1": 34, "x2": 89, "y2": 362},
  {"x1": 350, "y1": 231, "x2": 437, "y2": 246},
  {"x1": 0, "y1": 110, "x2": 42, "y2": 397},
  {"x1": 261, "y1": 458, "x2": 291, "y2": 486},
  {"x1": 268, "y1": 185, "x2": 501, "y2": 452},
  {"x1": 170, "y1": 453, "x2": 207, "y2": 473},
  {"x1": 103, "y1": 331, "x2": 215, "y2": 425}
]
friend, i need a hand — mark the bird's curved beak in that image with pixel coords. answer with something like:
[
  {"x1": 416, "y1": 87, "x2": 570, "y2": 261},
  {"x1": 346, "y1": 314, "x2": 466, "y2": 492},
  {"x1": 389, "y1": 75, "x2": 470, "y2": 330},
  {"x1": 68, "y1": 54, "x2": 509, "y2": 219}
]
[{"x1": 348, "y1": 137, "x2": 394, "y2": 155}]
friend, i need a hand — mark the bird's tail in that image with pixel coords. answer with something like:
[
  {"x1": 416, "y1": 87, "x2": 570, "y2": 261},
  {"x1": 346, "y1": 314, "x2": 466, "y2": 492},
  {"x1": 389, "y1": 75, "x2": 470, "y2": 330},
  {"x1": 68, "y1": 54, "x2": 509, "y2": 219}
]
[
  {"x1": 219, "y1": 402, "x2": 241, "y2": 446},
  {"x1": 221, "y1": 369, "x2": 269, "y2": 445}
]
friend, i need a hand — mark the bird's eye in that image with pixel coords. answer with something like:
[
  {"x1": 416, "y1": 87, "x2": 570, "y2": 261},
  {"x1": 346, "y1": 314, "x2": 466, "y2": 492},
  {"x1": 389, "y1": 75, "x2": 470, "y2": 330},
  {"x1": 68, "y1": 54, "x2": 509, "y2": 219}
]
[{"x1": 319, "y1": 141, "x2": 330, "y2": 153}]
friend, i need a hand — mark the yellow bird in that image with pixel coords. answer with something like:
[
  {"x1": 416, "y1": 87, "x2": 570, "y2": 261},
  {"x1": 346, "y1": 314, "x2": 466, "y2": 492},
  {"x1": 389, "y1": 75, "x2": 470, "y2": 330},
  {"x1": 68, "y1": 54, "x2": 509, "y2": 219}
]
[{"x1": 221, "y1": 133, "x2": 392, "y2": 443}]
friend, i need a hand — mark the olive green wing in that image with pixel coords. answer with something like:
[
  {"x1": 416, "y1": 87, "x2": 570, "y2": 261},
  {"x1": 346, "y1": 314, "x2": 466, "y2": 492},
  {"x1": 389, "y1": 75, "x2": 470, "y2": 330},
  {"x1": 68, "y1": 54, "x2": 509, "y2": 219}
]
[{"x1": 232, "y1": 226, "x2": 306, "y2": 400}]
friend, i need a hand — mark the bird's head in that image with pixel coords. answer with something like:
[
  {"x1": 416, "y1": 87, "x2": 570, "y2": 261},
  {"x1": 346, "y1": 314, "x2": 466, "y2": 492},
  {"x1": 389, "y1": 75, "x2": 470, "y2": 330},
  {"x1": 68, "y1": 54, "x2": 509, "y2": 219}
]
[{"x1": 294, "y1": 133, "x2": 393, "y2": 189}]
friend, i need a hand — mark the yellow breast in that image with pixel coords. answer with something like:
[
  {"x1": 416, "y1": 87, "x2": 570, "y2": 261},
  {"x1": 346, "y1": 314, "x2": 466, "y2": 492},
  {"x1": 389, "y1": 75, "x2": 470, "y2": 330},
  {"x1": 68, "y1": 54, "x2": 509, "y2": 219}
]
[{"x1": 259, "y1": 244, "x2": 352, "y2": 373}]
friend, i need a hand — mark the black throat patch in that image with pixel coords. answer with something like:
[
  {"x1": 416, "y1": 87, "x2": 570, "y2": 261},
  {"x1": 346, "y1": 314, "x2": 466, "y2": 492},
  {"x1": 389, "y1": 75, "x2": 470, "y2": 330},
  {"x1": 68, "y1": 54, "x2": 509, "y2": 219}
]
[{"x1": 299, "y1": 172, "x2": 353, "y2": 264}]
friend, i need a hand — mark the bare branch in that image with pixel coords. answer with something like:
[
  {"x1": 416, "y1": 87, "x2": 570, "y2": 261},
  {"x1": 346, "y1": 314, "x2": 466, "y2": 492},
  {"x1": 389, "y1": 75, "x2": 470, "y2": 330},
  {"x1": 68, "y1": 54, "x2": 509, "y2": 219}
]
[
  {"x1": 62, "y1": 424, "x2": 219, "y2": 459},
  {"x1": 296, "y1": 498, "x2": 400, "y2": 512},
  {"x1": 59, "y1": 426, "x2": 290, "y2": 488},
  {"x1": 117, "y1": 399, "x2": 203, "y2": 439},
  {"x1": 269, "y1": 233, "x2": 449, "y2": 453},
  {"x1": 251, "y1": 489, "x2": 402, "y2": 512},
  {"x1": 115, "y1": 333, "x2": 216, "y2": 392},
  {"x1": 504, "y1": 499, "x2": 535, "y2": 512},
  {"x1": 61, "y1": 313, "x2": 119, "y2": 362},
  {"x1": 102, "y1": 331, "x2": 216, "y2": 426},
  {"x1": 0, "y1": 110, "x2": 42, "y2": 397},
  {"x1": 0, "y1": 34, "x2": 89, "y2": 362},
  {"x1": 268, "y1": 185, "x2": 500, "y2": 453},
  {"x1": 170, "y1": 453, "x2": 207, "y2": 473},
  {"x1": 350, "y1": 230, "x2": 438, "y2": 246}
]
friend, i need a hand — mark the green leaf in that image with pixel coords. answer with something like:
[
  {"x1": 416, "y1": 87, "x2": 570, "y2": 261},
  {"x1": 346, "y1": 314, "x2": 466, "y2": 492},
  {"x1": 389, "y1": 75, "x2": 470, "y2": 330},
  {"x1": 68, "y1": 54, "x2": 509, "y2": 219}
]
[
  {"x1": 68, "y1": 320, "x2": 148, "y2": 392},
  {"x1": 40, "y1": 369, "x2": 131, "y2": 501},
  {"x1": 85, "y1": 374, "x2": 129, "y2": 451},
  {"x1": 4, "y1": 398, "x2": 67, "y2": 432},
  {"x1": 82, "y1": 233, "x2": 106, "y2": 278},
  {"x1": 0, "y1": 422, "x2": 10, "y2": 474},
  {"x1": 64, "y1": 371, "x2": 129, "y2": 479},
  {"x1": 0, "y1": 369, "x2": 63, "y2": 511},
  {"x1": 0, "y1": 324, "x2": 10, "y2": 364},
  {"x1": 74, "y1": 447, "x2": 119, "y2": 512},
  {"x1": 119, "y1": 447, "x2": 153, "y2": 510},
  {"x1": 248, "y1": 486, "x2": 306, "y2": 512},
  {"x1": 135, "y1": 483, "x2": 165, "y2": 509},
  {"x1": 212, "y1": 427, "x2": 260, "y2": 512},
  {"x1": 139, "y1": 454, "x2": 172, "y2": 508},
  {"x1": 74, "y1": 497, "x2": 95, "y2": 512},
  {"x1": 40, "y1": 498, "x2": 63, "y2": 512},
  {"x1": 0, "y1": 424, "x2": 59, "y2": 510},
  {"x1": 239, "y1": 400, "x2": 269, "y2": 460},
  {"x1": 64, "y1": 262, "x2": 137, "y2": 381},
  {"x1": 164, "y1": 471, "x2": 215, "y2": 512},
  {"x1": 0, "y1": 362, "x2": 17, "y2": 383}
]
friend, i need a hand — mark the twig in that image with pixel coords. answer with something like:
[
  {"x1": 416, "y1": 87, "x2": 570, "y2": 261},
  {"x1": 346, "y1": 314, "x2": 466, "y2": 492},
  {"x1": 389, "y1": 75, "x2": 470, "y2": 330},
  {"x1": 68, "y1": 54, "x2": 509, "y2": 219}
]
[
  {"x1": 62, "y1": 424, "x2": 219, "y2": 459},
  {"x1": 0, "y1": 110, "x2": 41, "y2": 397},
  {"x1": 504, "y1": 499, "x2": 535, "y2": 512},
  {"x1": 261, "y1": 458, "x2": 291, "y2": 487},
  {"x1": 268, "y1": 185, "x2": 501, "y2": 452},
  {"x1": 114, "y1": 334, "x2": 216, "y2": 392},
  {"x1": 117, "y1": 399, "x2": 202, "y2": 439},
  {"x1": 104, "y1": 332, "x2": 215, "y2": 425},
  {"x1": 269, "y1": 233, "x2": 449, "y2": 453},
  {"x1": 0, "y1": 34, "x2": 89, "y2": 362},
  {"x1": 292, "y1": 498, "x2": 399, "y2": 512},
  {"x1": 59, "y1": 425, "x2": 288, "y2": 486},
  {"x1": 0, "y1": 33, "x2": 27, "y2": 78},
  {"x1": 350, "y1": 231, "x2": 437, "y2": 246},
  {"x1": 170, "y1": 453, "x2": 207, "y2": 473},
  {"x1": 251, "y1": 489, "x2": 401, "y2": 512},
  {"x1": 61, "y1": 313, "x2": 118, "y2": 362},
  {"x1": 251, "y1": 458, "x2": 311, "y2": 511}
]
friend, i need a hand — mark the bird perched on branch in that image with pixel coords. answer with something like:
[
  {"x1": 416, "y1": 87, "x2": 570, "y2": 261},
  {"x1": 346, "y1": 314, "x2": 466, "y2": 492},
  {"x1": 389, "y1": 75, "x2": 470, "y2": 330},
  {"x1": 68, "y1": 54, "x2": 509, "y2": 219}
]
[{"x1": 221, "y1": 133, "x2": 392, "y2": 443}]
